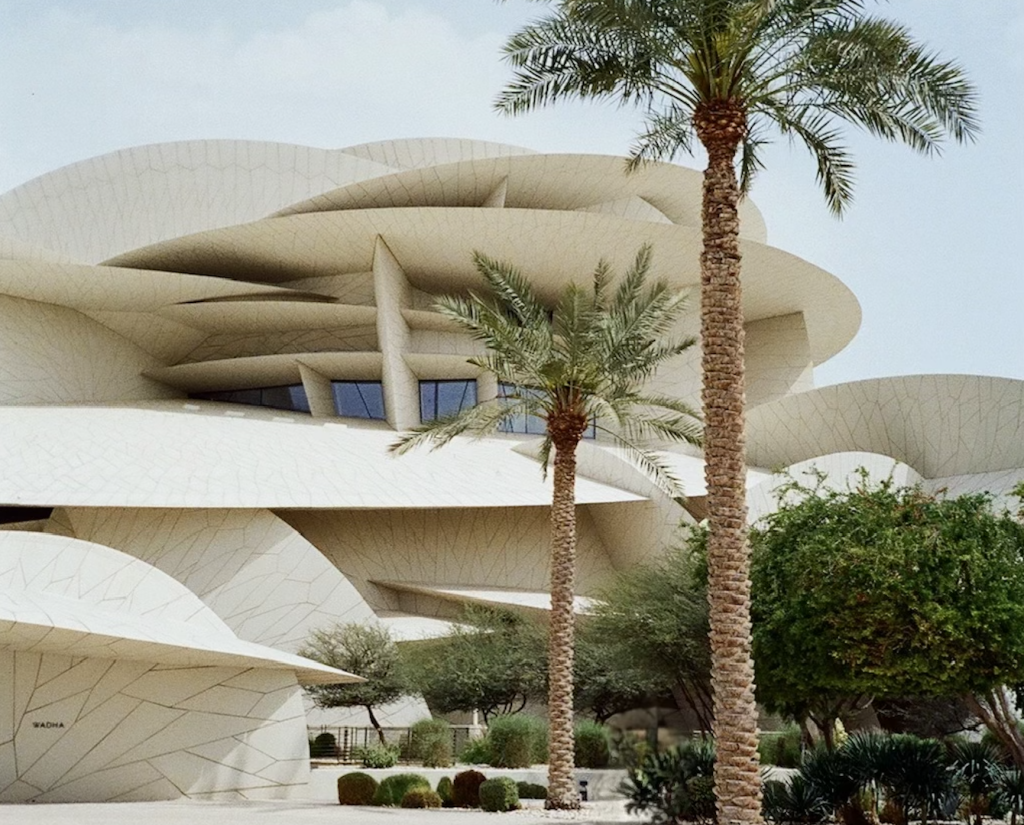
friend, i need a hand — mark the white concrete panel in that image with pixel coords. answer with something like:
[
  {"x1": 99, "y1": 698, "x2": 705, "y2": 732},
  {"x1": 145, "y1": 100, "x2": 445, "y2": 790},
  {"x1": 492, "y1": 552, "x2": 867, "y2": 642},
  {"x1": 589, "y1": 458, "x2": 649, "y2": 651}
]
[
  {"x1": 0, "y1": 140, "x2": 395, "y2": 262},
  {"x1": 0, "y1": 295, "x2": 174, "y2": 405},
  {"x1": 63, "y1": 508, "x2": 377, "y2": 652},
  {"x1": 0, "y1": 402, "x2": 643, "y2": 509}
]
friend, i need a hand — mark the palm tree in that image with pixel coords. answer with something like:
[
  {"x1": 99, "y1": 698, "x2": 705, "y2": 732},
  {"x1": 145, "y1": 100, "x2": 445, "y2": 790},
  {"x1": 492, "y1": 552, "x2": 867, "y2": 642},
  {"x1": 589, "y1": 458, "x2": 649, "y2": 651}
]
[
  {"x1": 495, "y1": 2, "x2": 978, "y2": 822},
  {"x1": 391, "y1": 245, "x2": 701, "y2": 809}
]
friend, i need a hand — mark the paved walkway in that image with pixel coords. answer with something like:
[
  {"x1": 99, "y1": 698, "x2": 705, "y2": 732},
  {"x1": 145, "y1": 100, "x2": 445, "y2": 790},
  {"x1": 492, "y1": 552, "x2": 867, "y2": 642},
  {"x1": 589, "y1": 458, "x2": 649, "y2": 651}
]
[{"x1": 0, "y1": 799, "x2": 644, "y2": 824}]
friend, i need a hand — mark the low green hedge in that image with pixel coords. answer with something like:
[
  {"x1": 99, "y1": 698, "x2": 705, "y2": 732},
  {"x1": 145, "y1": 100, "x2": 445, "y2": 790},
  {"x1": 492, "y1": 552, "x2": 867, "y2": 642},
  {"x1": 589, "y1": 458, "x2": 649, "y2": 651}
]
[
  {"x1": 336, "y1": 771, "x2": 377, "y2": 805},
  {"x1": 372, "y1": 773, "x2": 430, "y2": 806},
  {"x1": 401, "y1": 788, "x2": 443, "y2": 808},
  {"x1": 479, "y1": 776, "x2": 520, "y2": 812}
]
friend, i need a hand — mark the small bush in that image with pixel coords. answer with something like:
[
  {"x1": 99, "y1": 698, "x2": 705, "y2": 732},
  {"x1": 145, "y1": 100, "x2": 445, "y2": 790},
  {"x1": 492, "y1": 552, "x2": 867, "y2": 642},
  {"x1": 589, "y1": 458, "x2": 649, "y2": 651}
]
[
  {"x1": 459, "y1": 735, "x2": 493, "y2": 765},
  {"x1": 337, "y1": 771, "x2": 378, "y2": 805},
  {"x1": 436, "y1": 776, "x2": 455, "y2": 807},
  {"x1": 575, "y1": 719, "x2": 611, "y2": 768},
  {"x1": 453, "y1": 769, "x2": 488, "y2": 807},
  {"x1": 759, "y1": 725, "x2": 804, "y2": 768},
  {"x1": 488, "y1": 715, "x2": 547, "y2": 768},
  {"x1": 409, "y1": 717, "x2": 454, "y2": 768},
  {"x1": 762, "y1": 775, "x2": 830, "y2": 824},
  {"x1": 401, "y1": 788, "x2": 443, "y2": 808},
  {"x1": 356, "y1": 742, "x2": 399, "y2": 768},
  {"x1": 622, "y1": 738, "x2": 717, "y2": 825},
  {"x1": 480, "y1": 777, "x2": 520, "y2": 812},
  {"x1": 517, "y1": 781, "x2": 548, "y2": 800},
  {"x1": 372, "y1": 773, "x2": 431, "y2": 807},
  {"x1": 686, "y1": 776, "x2": 716, "y2": 823},
  {"x1": 310, "y1": 731, "x2": 337, "y2": 758}
]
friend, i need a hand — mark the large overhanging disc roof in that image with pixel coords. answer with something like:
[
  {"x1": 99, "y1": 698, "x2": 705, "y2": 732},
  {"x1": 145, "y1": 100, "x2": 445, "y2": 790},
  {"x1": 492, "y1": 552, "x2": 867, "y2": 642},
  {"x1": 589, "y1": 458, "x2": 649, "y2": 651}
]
[
  {"x1": 0, "y1": 532, "x2": 358, "y2": 684},
  {"x1": 272, "y1": 152, "x2": 768, "y2": 242},
  {"x1": 0, "y1": 258, "x2": 329, "y2": 312},
  {"x1": 106, "y1": 208, "x2": 859, "y2": 366},
  {"x1": 0, "y1": 402, "x2": 647, "y2": 509},
  {"x1": 746, "y1": 374, "x2": 1024, "y2": 478}
]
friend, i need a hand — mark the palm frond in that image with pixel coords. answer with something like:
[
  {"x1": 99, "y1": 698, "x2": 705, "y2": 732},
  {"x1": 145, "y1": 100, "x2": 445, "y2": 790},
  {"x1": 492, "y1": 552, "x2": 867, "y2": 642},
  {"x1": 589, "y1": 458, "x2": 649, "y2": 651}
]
[
  {"x1": 599, "y1": 430, "x2": 689, "y2": 500},
  {"x1": 764, "y1": 104, "x2": 855, "y2": 215},
  {"x1": 497, "y1": 0, "x2": 977, "y2": 214},
  {"x1": 390, "y1": 396, "x2": 537, "y2": 455},
  {"x1": 472, "y1": 252, "x2": 550, "y2": 329}
]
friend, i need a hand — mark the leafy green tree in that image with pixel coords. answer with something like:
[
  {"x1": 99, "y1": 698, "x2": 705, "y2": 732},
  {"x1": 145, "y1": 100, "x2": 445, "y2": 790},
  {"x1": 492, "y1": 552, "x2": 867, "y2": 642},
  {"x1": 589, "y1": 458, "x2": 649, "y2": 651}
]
[
  {"x1": 300, "y1": 623, "x2": 407, "y2": 744},
  {"x1": 574, "y1": 622, "x2": 662, "y2": 723},
  {"x1": 403, "y1": 607, "x2": 547, "y2": 723},
  {"x1": 498, "y1": 3, "x2": 978, "y2": 819},
  {"x1": 750, "y1": 474, "x2": 1024, "y2": 760},
  {"x1": 392, "y1": 247, "x2": 701, "y2": 808},
  {"x1": 585, "y1": 541, "x2": 713, "y2": 730}
]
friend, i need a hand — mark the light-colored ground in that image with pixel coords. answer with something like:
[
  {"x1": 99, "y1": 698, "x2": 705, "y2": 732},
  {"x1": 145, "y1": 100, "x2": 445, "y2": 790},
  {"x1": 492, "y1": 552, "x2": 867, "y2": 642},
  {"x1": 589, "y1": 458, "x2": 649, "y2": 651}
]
[{"x1": 0, "y1": 799, "x2": 643, "y2": 824}]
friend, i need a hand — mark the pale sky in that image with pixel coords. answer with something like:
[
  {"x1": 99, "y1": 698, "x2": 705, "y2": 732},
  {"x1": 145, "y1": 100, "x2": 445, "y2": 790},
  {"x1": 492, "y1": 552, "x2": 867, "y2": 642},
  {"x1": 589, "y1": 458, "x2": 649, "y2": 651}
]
[{"x1": 1, "y1": 0, "x2": 1021, "y2": 388}]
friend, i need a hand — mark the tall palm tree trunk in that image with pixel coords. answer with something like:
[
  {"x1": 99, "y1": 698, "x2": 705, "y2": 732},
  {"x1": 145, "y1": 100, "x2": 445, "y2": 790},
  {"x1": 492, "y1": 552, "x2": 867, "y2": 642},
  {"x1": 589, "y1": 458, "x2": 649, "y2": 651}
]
[
  {"x1": 547, "y1": 427, "x2": 582, "y2": 809},
  {"x1": 696, "y1": 100, "x2": 763, "y2": 825}
]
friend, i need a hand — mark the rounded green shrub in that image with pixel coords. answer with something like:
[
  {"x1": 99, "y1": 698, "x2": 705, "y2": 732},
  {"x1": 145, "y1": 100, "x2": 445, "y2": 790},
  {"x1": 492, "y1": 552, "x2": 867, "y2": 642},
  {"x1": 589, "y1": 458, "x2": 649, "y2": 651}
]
[
  {"x1": 488, "y1": 715, "x2": 547, "y2": 768},
  {"x1": 409, "y1": 717, "x2": 453, "y2": 768},
  {"x1": 401, "y1": 788, "x2": 443, "y2": 808},
  {"x1": 574, "y1": 719, "x2": 611, "y2": 768},
  {"x1": 452, "y1": 769, "x2": 487, "y2": 807},
  {"x1": 310, "y1": 731, "x2": 337, "y2": 758},
  {"x1": 436, "y1": 776, "x2": 455, "y2": 807},
  {"x1": 459, "y1": 735, "x2": 493, "y2": 765},
  {"x1": 336, "y1": 771, "x2": 378, "y2": 805},
  {"x1": 372, "y1": 773, "x2": 431, "y2": 807},
  {"x1": 517, "y1": 781, "x2": 548, "y2": 800},
  {"x1": 480, "y1": 776, "x2": 520, "y2": 812},
  {"x1": 357, "y1": 742, "x2": 399, "y2": 768},
  {"x1": 758, "y1": 724, "x2": 803, "y2": 768}
]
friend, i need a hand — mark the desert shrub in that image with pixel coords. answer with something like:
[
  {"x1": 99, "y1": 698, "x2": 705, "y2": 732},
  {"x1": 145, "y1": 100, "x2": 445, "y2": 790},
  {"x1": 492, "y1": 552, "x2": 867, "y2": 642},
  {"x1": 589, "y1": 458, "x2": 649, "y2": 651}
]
[
  {"x1": 459, "y1": 735, "x2": 493, "y2": 765},
  {"x1": 453, "y1": 769, "x2": 488, "y2": 807},
  {"x1": 480, "y1": 776, "x2": 521, "y2": 812},
  {"x1": 488, "y1": 715, "x2": 547, "y2": 768},
  {"x1": 762, "y1": 776, "x2": 830, "y2": 824},
  {"x1": 994, "y1": 768, "x2": 1024, "y2": 825},
  {"x1": 686, "y1": 776, "x2": 716, "y2": 822},
  {"x1": 310, "y1": 731, "x2": 337, "y2": 758},
  {"x1": 759, "y1": 725, "x2": 804, "y2": 768},
  {"x1": 612, "y1": 730, "x2": 653, "y2": 769},
  {"x1": 401, "y1": 788, "x2": 443, "y2": 808},
  {"x1": 575, "y1": 719, "x2": 611, "y2": 768},
  {"x1": 336, "y1": 771, "x2": 378, "y2": 805},
  {"x1": 622, "y1": 738, "x2": 716, "y2": 825},
  {"x1": 865, "y1": 734, "x2": 953, "y2": 825},
  {"x1": 951, "y1": 740, "x2": 1004, "y2": 825},
  {"x1": 797, "y1": 733, "x2": 957, "y2": 825},
  {"x1": 356, "y1": 742, "x2": 400, "y2": 768},
  {"x1": 409, "y1": 717, "x2": 454, "y2": 768},
  {"x1": 517, "y1": 781, "x2": 548, "y2": 799},
  {"x1": 436, "y1": 775, "x2": 455, "y2": 807},
  {"x1": 372, "y1": 773, "x2": 430, "y2": 807}
]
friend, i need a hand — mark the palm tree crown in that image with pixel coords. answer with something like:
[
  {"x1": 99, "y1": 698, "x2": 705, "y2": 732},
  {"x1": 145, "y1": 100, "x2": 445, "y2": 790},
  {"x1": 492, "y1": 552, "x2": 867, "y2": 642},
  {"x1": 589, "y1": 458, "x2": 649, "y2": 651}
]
[
  {"x1": 392, "y1": 245, "x2": 701, "y2": 487},
  {"x1": 498, "y1": 0, "x2": 978, "y2": 213},
  {"x1": 392, "y1": 246, "x2": 701, "y2": 809}
]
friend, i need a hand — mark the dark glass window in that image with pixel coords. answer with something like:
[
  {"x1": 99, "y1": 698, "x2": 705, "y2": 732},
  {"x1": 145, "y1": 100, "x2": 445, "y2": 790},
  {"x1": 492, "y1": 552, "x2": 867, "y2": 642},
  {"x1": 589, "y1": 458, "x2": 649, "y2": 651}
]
[
  {"x1": 332, "y1": 381, "x2": 386, "y2": 420},
  {"x1": 191, "y1": 384, "x2": 310, "y2": 413},
  {"x1": 420, "y1": 379, "x2": 477, "y2": 422},
  {"x1": 497, "y1": 383, "x2": 596, "y2": 439}
]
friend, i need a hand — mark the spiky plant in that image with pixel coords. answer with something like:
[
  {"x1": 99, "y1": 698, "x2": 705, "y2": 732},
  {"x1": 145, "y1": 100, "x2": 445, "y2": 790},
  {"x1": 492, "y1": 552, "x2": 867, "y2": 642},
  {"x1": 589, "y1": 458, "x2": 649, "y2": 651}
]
[
  {"x1": 392, "y1": 245, "x2": 701, "y2": 808},
  {"x1": 497, "y1": 2, "x2": 978, "y2": 821}
]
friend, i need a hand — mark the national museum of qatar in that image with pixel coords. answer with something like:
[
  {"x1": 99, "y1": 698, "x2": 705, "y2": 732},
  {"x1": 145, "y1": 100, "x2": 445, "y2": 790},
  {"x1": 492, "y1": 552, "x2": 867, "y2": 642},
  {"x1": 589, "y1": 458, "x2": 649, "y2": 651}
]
[{"x1": 0, "y1": 137, "x2": 1021, "y2": 802}]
